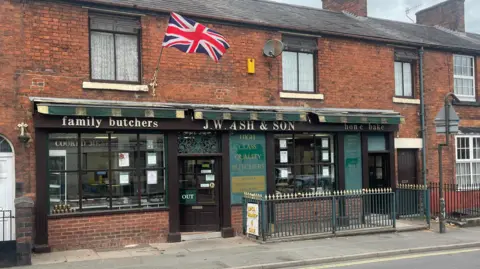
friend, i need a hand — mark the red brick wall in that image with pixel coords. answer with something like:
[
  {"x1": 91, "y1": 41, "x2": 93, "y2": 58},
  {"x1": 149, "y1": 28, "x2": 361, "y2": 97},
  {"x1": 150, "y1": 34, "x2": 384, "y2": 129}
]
[
  {"x1": 48, "y1": 211, "x2": 168, "y2": 250},
  {"x1": 231, "y1": 206, "x2": 243, "y2": 235},
  {"x1": 0, "y1": 0, "x2": 424, "y2": 195},
  {"x1": 423, "y1": 51, "x2": 480, "y2": 184}
]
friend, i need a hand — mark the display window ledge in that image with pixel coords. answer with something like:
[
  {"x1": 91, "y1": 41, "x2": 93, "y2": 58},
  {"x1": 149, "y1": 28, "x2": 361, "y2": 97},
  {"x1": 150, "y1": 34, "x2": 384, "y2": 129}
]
[{"x1": 48, "y1": 206, "x2": 169, "y2": 219}]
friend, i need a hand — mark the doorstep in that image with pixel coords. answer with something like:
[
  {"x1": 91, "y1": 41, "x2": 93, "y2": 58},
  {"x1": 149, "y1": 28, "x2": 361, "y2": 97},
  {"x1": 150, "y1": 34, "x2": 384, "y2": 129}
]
[{"x1": 181, "y1": 231, "x2": 222, "y2": 241}]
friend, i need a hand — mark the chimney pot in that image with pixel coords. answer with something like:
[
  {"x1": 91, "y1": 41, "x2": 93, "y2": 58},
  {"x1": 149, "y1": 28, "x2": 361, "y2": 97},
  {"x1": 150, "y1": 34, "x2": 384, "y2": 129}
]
[
  {"x1": 323, "y1": 0, "x2": 368, "y2": 17},
  {"x1": 416, "y1": 0, "x2": 465, "y2": 32}
]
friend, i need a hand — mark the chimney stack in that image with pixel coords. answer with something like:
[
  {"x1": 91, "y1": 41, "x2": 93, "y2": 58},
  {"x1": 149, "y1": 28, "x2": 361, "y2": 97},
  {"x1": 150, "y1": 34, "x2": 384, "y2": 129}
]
[
  {"x1": 323, "y1": 0, "x2": 368, "y2": 17},
  {"x1": 416, "y1": 0, "x2": 465, "y2": 32}
]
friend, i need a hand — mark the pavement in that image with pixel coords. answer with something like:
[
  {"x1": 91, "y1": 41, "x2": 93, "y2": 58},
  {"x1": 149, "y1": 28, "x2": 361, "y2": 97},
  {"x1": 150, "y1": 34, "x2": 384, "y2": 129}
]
[{"x1": 24, "y1": 226, "x2": 480, "y2": 269}]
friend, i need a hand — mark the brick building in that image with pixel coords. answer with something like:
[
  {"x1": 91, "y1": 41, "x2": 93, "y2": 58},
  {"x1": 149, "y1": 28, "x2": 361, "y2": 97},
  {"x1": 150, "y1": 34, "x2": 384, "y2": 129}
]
[{"x1": 0, "y1": 0, "x2": 478, "y2": 251}]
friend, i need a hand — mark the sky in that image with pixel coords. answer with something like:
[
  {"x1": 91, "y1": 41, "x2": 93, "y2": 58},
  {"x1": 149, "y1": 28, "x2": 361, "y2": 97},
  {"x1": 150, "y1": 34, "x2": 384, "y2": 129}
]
[{"x1": 272, "y1": 0, "x2": 480, "y2": 33}]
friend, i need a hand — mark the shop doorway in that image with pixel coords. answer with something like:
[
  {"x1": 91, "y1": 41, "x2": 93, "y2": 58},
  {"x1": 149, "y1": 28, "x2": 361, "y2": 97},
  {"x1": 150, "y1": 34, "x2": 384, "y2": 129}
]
[
  {"x1": 368, "y1": 154, "x2": 390, "y2": 189},
  {"x1": 397, "y1": 149, "x2": 418, "y2": 185},
  {"x1": 0, "y1": 136, "x2": 15, "y2": 242},
  {"x1": 179, "y1": 158, "x2": 220, "y2": 232},
  {"x1": 368, "y1": 153, "x2": 390, "y2": 214}
]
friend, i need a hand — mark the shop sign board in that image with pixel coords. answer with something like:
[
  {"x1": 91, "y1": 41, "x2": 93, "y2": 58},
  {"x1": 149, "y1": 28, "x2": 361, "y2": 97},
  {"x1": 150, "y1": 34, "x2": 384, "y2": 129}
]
[
  {"x1": 230, "y1": 133, "x2": 266, "y2": 204},
  {"x1": 344, "y1": 133, "x2": 362, "y2": 190},
  {"x1": 247, "y1": 203, "x2": 260, "y2": 236}
]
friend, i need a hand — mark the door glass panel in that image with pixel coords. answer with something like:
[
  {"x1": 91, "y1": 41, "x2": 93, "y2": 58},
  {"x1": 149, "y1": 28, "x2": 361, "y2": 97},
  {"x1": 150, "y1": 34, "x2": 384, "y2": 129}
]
[
  {"x1": 197, "y1": 188, "x2": 215, "y2": 203},
  {"x1": 376, "y1": 156, "x2": 383, "y2": 167},
  {"x1": 180, "y1": 174, "x2": 196, "y2": 189}
]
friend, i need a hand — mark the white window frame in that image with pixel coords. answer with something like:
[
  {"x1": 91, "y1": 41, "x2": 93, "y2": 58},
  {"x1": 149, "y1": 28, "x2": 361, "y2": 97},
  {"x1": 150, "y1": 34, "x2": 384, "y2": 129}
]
[
  {"x1": 455, "y1": 135, "x2": 480, "y2": 189},
  {"x1": 394, "y1": 61, "x2": 413, "y2": 97},
  {"x1": 453, "y1": 55, "x2": 476, "y2": 102}
]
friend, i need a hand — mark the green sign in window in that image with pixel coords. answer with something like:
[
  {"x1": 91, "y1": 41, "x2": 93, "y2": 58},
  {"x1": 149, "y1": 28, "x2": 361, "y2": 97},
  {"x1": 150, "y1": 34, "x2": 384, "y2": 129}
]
[
  {"x1": 180, "y1": 189, "x2": 196, "y2": 204},
  {"x1": 230, "y1": 133, "x2": 266, "y2": 204},
  {"x1": 344, "y1": 133, "x2": 362, "y2": 190}
]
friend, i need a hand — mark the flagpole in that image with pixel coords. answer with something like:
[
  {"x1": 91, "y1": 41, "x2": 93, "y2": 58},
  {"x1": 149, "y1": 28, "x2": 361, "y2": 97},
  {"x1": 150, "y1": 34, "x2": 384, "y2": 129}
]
[{"x1": 150, "y1": 46, "x2": 165, "y2": 97}]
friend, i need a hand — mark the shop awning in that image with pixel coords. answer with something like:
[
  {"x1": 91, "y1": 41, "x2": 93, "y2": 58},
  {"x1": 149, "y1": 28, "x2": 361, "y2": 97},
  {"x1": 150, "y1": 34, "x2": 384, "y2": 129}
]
[
  {"x1": 193, "y1": 109, "x2": 307, "y2": 122},
  {"x1": 36, "y1": 103, "x2": 185, "y2": 119},
  {"x1": 30, "y1": 97, "x2": 404, "y2": 124},
  {"x1": 314, "y1": 113, "x2": 404, "y2": 125}
]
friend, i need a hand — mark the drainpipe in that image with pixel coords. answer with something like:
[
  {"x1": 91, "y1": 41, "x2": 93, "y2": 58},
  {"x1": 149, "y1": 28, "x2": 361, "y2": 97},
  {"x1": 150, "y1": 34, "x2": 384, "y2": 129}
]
[{"x1": 419, "y1": 47, "x2": 430, "y2": 226}]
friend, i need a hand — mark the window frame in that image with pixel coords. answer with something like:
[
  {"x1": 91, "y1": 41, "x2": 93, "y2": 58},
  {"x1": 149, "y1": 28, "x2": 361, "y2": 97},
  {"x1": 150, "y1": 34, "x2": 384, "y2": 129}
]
[
  {"x1": 394, "y1": 61, "x2": 414, "y2": 98},
  {"x1": 88, "y1": 13, "x2": 142, "y2": 84},
  {"x1": 455, "y1": 135, "x2": 480, "y2": 189},
  {"x1": 47, "y1": 132, "x2": 167, "y2": 214},
  {"x1": 281, "y1": 36, "x2": 317, "y2": 93},
  {"x1": 453, "y1": 54, "x2": 476, "y2": 102},
  {"x1": 274, "y1": 133, "x2": 337, "y2": 194}
]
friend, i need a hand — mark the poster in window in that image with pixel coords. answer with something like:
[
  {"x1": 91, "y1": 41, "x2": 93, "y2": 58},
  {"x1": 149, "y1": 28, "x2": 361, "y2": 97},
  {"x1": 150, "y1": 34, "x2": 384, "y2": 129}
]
[
  {"x1": 279, "y1": 168, "x2": 289, "y2": 179},
  {"x1": 147, "y1": 139, "x2": 154, "y2": 150},
  {"x1": 279, "y1": 139, "x2": 287, "y2": 149},
  {"x1": 280, "y1": 151, "x2": 288, "y2": 163},
  {"x1": 120, "y1": 172, "x2": 129, "y2": 185},
  {"x1": 118, "y1": 153, "x2": 129, "y2": 167},
  {"x1": 206, "y1": 174, "x2": 215, "y2": 182},
  {"x1": 322, "y1": 138, "x2": 329, "y2": 148},
  {"x1": 322, "y1": 166, "x2": 330, "y2": 177},
  {"x1": 322, "y1": 150, "x2": 329, "y2": 161},
  {"x1": 147, "y1": 170, "x2": 158, "y2": 185},
  {"x1": 147, "y1": 152, "x2": 157, "y2": 165}
]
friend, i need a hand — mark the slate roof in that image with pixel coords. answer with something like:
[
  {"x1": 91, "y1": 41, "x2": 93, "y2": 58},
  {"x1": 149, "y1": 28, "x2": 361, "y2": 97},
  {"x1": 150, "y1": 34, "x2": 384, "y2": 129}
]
[{"x1": 74, "y1": 0, "x2": 480, "y2": 53}]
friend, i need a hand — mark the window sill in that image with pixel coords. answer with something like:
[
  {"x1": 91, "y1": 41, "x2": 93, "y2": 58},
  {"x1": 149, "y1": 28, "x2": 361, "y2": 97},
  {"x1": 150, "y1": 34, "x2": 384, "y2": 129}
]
[
  {"x1": 280, "y1": 92, "x2": 324, "y2": 100},
  {"x1": 47, "y1": 206, "x2": 168, "y2": 219},
  {"x1": 452, "y1": 100, "x2": 480, "y2": 107},
  {"x1": 83, "y1": 81, "x2": 149, "y2": 92},
  {"x1": 392, "y1": 97, "x2": 420, "y2": 105}
]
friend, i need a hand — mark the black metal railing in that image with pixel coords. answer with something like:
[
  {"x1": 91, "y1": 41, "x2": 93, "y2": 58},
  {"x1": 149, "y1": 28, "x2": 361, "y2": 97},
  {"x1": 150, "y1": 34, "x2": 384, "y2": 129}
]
[
  {"x1": 429, "y1": 182, "x2": 480, "y2": 220},
  {"x1": 243, "y1": 189, "x2": 396, "y2": 241},
  {"x1": 396, "y1": 184, "x2": 429, "y2": 224},
  {"x1": 0, "y1": 209, "x2": 15, "y2": 242}
]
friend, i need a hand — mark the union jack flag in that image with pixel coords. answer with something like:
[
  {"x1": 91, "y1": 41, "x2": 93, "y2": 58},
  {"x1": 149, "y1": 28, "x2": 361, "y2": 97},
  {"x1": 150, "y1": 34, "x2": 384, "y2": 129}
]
[{"x1": 162, "y1": 12, "x2": 230, "y2": 63}]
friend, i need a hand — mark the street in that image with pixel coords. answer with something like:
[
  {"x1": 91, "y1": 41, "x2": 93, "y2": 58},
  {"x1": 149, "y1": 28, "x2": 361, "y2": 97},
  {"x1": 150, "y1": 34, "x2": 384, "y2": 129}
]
[{"x1": 291, "y1": 248, "x2": 480, "y2": 269}]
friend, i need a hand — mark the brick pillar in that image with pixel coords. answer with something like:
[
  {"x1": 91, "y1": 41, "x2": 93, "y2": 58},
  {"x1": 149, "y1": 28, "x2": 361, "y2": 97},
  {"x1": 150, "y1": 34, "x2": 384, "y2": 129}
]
[{"x1": 15, "y1": 196, "x2": 34, "y2": 266}]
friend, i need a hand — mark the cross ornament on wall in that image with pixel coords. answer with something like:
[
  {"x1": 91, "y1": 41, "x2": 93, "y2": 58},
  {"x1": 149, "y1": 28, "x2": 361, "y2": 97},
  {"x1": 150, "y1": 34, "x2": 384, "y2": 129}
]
[{"x1": 18, "y1": 122, "x2": 28, "y2": 137}]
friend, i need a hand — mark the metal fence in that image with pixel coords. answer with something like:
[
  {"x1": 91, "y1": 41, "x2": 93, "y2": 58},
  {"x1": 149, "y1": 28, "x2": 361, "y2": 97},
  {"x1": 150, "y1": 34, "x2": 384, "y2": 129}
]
[
  {"x1": 396, "y1": 184, "x2": 429, "y2": 224},
  {"x1": 430, "y1": 182, "x2": 480, "y2": 220},
  {"x1": 243, "y1": 189, "x2": 396, "y2": 241},
  {"x1": 0, "y1": 209, "x2": 15, "y2": 242}
]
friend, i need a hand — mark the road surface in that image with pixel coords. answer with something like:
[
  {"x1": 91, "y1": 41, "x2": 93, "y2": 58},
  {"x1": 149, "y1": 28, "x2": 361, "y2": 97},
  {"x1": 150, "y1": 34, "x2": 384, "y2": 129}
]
[{"x1": 291, "y1": 248, "x2": 480, "y2": 269}]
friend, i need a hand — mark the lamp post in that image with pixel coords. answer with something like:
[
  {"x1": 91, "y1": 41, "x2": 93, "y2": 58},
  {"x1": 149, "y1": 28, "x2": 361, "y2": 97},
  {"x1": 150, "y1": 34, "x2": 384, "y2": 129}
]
[{"x1": 434, "y1": 92, "x2": 460, "y2": 234}]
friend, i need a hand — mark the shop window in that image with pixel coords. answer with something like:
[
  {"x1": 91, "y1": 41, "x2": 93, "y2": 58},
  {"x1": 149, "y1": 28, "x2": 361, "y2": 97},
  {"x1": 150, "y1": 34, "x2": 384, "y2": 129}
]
[
  {"x1": 274, "y1": 134, "x2": 335, "y2": 194},
  {"x1": 453, "y1": 55, "x2": 476, "y2": 102},
  {"x1": 178, "y1": 132, "x2": 220, "y2": 154},
  {"x1": 456, "y1": 135, "x2": 480, "y2": 188},
  {"x1": 89, "y1": 13, "x2": 141, "y2": 83},
  {"x1": 48, "y1": 133, "x2": 166, "y2": 214},
  {"x1": 282, "y1": 35, "x2": 317, "y2": 92}
]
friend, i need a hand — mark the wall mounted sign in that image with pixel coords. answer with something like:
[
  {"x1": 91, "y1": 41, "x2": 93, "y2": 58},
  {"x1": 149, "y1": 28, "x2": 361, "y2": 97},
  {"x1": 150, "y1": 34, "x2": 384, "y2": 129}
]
[
  {"x1": 344, "y1": 124, "x2": 385, "y2": 131},
  {"x1": 203, "y1": 120, "x2": 295, "y2": 131},
  {"x1": 344, "y1": 134, "x2": 362, "y2": 190},
  {"x1": 230, "y1": 133, "x2": 266, "y2": 204},
  {"x1": 180, "y1": 189, "x2": 196, "y2": 204},
  {"x1": 61, "y1": 116, "x2": 159, "y2": 128}
]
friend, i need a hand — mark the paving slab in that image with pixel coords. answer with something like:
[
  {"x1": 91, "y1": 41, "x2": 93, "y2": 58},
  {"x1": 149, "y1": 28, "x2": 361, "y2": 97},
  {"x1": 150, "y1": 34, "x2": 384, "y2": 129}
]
[{"x1": 26, "y1": 227, "x2": 480, "y2": 269}]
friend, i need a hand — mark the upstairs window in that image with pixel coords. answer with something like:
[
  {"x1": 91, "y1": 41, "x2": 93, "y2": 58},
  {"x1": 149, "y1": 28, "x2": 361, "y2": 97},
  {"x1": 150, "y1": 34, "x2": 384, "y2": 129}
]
[
  {"x1": 393, "y1": 49, "x2": 417, "y2": 98},
  {"x1": 282, "y1": 35, "x2": 317, "y2": 92},
  {"x1": 454, "y1": 55, "x2": 476, "y2": 102},
  {"x1": 89, "y1": 14, "x2": 141, "y2": 83},
  {"x1": 394, "y1": 62, "x2": 413, "y2": 97}
]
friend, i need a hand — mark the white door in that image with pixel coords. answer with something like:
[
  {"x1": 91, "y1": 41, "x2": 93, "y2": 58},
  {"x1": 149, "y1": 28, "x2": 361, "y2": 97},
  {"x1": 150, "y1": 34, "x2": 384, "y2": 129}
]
[{"x1": 0, "y1": 136, "x2": 15, "y2": 241}]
